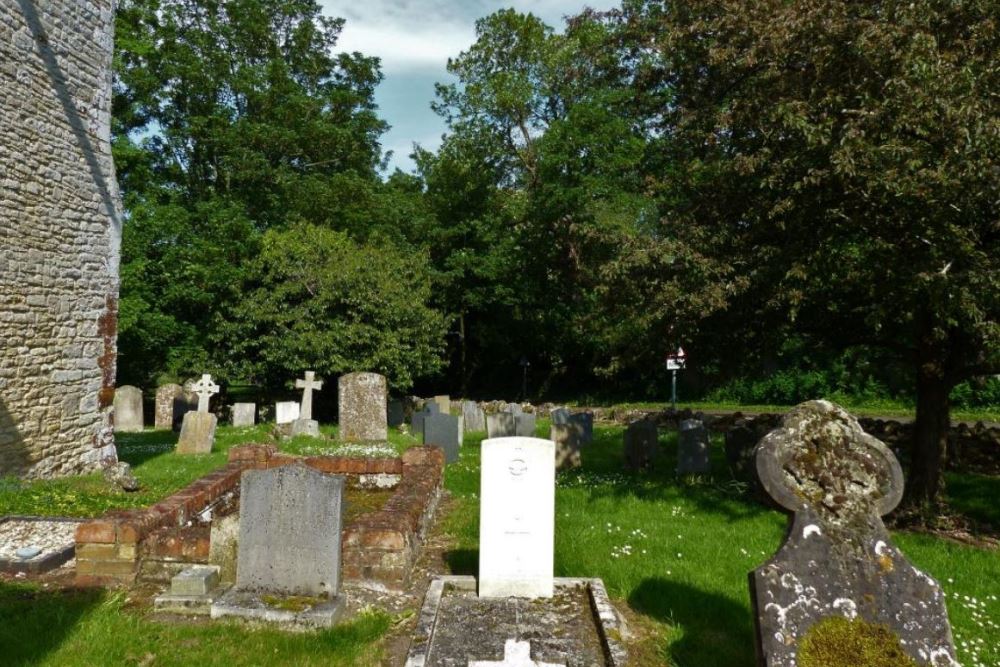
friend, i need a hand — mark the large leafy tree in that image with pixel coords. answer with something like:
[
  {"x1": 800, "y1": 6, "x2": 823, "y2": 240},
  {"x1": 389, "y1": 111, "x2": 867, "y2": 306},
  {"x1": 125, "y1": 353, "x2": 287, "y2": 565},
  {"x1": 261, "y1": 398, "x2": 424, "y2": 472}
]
[{"x1": 611, "y1": 0, "x2": 1000, "y2": 506}]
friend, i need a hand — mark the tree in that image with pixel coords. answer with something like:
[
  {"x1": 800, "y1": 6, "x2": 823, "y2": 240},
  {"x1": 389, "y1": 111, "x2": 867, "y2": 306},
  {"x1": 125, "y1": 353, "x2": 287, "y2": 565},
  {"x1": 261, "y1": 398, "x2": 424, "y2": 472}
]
[
  {"x1": 218, "y1": 223, "x2": 449, "y2": 391},
  {"x1": 611, "y1": 0, "x2": 1000, "y2": 507}
]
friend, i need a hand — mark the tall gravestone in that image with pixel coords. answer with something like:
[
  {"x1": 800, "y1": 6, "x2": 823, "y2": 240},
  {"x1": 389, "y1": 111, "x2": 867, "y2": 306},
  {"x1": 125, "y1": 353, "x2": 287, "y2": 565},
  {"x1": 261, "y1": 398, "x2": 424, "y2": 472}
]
[
  {"x1": 154, "y1": 384, "x2": 186, "y2": 430},
  {"x1": 624, "y1": 419, "x2": 658, "y2": 471},
  {"x1": 487, "y1": 412, "x2": 516, "y2": 439},
  {"x1": 462, "y1": 400, "x2": 486, "y2": 432},
  {"x1": 677, "y1": 418, "x2": 710, "y2": 474},
  {"x1": 290, "y1": 371, "x2": 322, "y2": 437},
  {"x1": 176, "y1": 374, "x2": 219, "y2": 454},
  {"x1": 423, "y1": 413, "x2": 463, "y2": 463},
  {"x1": 551, "y1": 424, "x2": 583, "y2": 470},
  {"x1": 550, "y1": 407, "x2": 570, "y2": 425},
  {"x1": 113, "y1": 386, "x2": 143, "y2": 433},
  {"x1": 569, "y1": 412, "x2": 594, "y2": 446},
  {"x1": 479, "y1": 437, "x2": 555, "y2": 598},
  {"x1": 338, "y1": 372, "x2": 387, "y2": 441},
  {"x1": 211, "y1": 464, "x2": 346, "y2": 626},
  {"x1": 751, "y1": 400, "x2": 957, "y2": 667}
]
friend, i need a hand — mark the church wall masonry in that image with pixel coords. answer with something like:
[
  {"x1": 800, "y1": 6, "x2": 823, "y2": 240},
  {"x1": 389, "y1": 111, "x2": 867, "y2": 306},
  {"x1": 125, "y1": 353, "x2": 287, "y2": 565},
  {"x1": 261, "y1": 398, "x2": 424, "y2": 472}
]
[{"x1": 0, "y1": 0, "x2": 121, "y2": 477}]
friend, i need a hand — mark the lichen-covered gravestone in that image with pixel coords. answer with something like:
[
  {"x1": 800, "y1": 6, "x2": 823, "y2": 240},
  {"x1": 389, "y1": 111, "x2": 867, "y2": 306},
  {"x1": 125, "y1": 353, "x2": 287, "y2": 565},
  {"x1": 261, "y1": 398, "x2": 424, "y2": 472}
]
[
  {"x1": 176, "y1": 375, "x2": 219, "y2": 455},
  {"x1": 487, "y1": 412, "x2": 516, "y2": 439},
  {"x1": 751, "y1": 400, "x2": 958, "y2": 667},
  {"x1": 154, "y1": 384, "x2": 186, "y2": 430},
  {"x1": 338, "y1": 372, "x2": 387, "y2": 441},
  {"x1": 113, "y1": 386, "x2": 144, "y2": 432},
  {"x1": 624, "y1": 419, "x2": 658, "y2": 471}
]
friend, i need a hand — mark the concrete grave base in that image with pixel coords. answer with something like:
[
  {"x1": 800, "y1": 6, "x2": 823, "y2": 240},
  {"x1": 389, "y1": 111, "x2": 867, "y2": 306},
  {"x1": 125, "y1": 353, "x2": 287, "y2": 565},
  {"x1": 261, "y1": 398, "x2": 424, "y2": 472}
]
[
  {"x1": 290, "y1": 418, "x2": 320, "y2": 438},
  {"x1": 404, "y1": 576, "x2": 628, "y2": 667},
  {"x1": 210, "y1": 587, "x2": 345, "y2": 629},
  {"x1": 0, "y1": 516, "x2": 81, "y2": 575},
  {"x1": 154, "y1": 565, "x2": 222, "y2": 615}
]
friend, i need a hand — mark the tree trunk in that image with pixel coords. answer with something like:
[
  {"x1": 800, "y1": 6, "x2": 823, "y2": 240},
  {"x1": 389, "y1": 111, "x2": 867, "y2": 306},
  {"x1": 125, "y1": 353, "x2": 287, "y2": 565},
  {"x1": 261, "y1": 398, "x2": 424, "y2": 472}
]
[{"x1": 905, "y1": 359, "x2": 951, "y2": 510}]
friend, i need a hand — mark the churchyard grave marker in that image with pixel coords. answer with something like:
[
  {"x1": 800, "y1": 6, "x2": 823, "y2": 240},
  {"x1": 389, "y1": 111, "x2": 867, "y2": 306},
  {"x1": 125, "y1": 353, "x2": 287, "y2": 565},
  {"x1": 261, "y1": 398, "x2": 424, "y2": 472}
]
[
  {"x1": 177, "y1": 374, "x2": 219, "y2": 454},
  {"x1": 113, "y1": 385, "x2": 144, "y2": 432},
  {"x1": 338, "y1": 372, "x2": 388, "y2": 441}
]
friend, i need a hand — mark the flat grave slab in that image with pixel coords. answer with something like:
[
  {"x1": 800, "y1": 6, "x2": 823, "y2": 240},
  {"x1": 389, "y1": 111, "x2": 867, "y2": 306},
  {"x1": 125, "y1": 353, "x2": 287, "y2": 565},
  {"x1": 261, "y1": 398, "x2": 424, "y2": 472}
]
[
  {"x1": 0, "y1": 516, "x2": 81, "y2": 574},
  {"x1": 405, "y1": 576, "x2": 627, "y2": 667}
]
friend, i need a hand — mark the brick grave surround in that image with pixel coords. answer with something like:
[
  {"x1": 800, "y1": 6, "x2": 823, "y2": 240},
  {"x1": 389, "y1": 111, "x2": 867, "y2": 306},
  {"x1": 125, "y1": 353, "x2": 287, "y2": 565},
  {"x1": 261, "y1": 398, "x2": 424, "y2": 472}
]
[{"x1": 75, "y1": 445, "x2": 445, "y2": 591}]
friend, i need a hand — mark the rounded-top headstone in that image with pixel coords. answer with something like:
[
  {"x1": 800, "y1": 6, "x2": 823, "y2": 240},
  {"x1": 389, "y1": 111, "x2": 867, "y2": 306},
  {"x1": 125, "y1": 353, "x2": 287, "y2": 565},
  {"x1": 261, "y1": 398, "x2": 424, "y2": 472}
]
[
  {"x1": 113, "y1": 385, "x2": 144, "y2": 432},
  {"x1": 338, "y1": 372, "x2": 388, "y2": 442}
]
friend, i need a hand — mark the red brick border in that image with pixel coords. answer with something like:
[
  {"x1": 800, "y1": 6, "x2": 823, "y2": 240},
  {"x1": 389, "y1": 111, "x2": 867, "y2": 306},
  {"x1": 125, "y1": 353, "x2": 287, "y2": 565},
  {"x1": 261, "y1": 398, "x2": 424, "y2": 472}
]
[{"x1": 75, "y1": 444, "x2": 442, "y2": 589}]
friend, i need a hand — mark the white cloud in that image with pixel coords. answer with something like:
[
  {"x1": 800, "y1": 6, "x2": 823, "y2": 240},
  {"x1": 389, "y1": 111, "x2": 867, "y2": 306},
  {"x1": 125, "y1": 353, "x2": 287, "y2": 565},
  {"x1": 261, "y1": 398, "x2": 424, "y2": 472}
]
[{"x1": 336, "y1": 22, "x2": 475, "y2": 71}]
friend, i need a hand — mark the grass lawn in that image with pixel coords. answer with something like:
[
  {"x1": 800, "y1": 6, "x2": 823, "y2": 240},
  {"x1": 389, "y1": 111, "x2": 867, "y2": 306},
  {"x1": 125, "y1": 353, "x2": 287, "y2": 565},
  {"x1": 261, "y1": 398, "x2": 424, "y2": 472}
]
[{"x1": 1, "y1": 421, "x2": 998, "y2": 666}]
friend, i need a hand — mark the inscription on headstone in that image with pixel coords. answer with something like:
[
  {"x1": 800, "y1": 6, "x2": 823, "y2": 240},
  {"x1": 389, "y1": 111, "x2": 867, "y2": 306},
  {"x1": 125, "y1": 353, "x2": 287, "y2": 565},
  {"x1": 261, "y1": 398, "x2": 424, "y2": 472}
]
[
  {"x1": 338, "y1": 372, "x2": 387, "y2": 441},
  {"x1": 113, "y1": 386, "x2": 144, "y2": 433},
  {"x1": 751, "y1": 400, "x2": 958, "y2": 667},
  {"x1": 479, "y1": 437, "x2": 555, "y2": 598}
]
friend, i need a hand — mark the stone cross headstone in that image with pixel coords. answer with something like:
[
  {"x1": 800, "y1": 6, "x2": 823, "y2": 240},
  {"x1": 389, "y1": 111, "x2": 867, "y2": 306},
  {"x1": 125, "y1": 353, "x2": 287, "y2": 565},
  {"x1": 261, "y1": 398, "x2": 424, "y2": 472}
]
[
  {"x1": 190, "y1": 374, "x2": 220, "y2": 413},
  {"x1": 624, "y1": 419, "x2": 658, "y2": 471},
  {"x1": 338, "y1": 372, "x2": 387, "y2": 441},
  {"x1": 275, "y1": 401, "x2": 300, "y2": 424},
  {"x1": 677, "y1": 418, "x2": 710, "y2": 474},
  {"x1": 177, "y1": 374, "x2": 219, "y2": 454},
  {"x1": 462, "y1": 400, "x2": 486, "y2": 432},
  {"x1": 234, "y1": 464, "x2": 345, "y2": 597},
  {"x1": 551, "y1": 423, "x2": 583, "y2": 470},
  {"x1": 486, "y1": 412, "x2": 516, "y2": 439},
  {"x1": 154, "y1": 383, "x2": 185, "y2": 430},
  {"x1": 751, "y1": 400, "x2": 958, "y2": 667},
  {"x1": 468, "y1": 639, "x2": 566, "y2": 667},
  {"x1": 113, "y1": 385, "x2": 144, "y2": 433},
  {"x1": 480, "y1": 437, "x2": 555, "y2": 598},
  {"x1": 231, "y1": 403, "x2": 256, "y2": 427},
  {"x1": 423, "y1": 413, "x2": 463, "y2": 463},
  {"x1": 295, "y1": 371, "x2": 323, "y2": 421},
  {"x1": 387, "y1": 399, "x2": 405, "y2": 428},
  {"x1": 549, "y1": 407, "x2": 570, "y2": 425},
  {"x1": 514, "y1": 413, "x2": 536, "y2": 438},
  {"x1": 432, "y1": 395, "x2": 451, "y2": 414}
]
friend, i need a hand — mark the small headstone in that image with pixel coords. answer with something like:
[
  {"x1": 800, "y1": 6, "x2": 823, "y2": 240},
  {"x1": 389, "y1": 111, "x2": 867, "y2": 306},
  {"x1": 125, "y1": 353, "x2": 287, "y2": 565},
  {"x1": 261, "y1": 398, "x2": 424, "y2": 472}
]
[
  {"x1": 486, "y1": 412, "x2": 516, "y2": 439},
  {"x1": 423, "y1": 413, "x2": 463, "y2": 463},
  {"x1": 551, "y1": 424, "x2": 582, "y2": 470},
  {"x1": 568, "y1": 412, "x2": 593, "y2": 445},
  {"x1": 514, "y1": 413, "x2": 536, "y2": 437},
  {"x1": 387, "y1": 399, "x2": 405, "y2": 428},
  {"x1": 479, "y1": 437, "x2": 554, "y2": 598},
  {"x1": 338, "y1": 372, "x2": 387, "y2": 441},
  {"x1": 550, "y1": 407, "x2": 570, "y2": 425},
  {"x1": 751, "y1": 400, "x2": 958, "y2": 667},
  {"x1": 462, "y1": 400, "x2": 486, "y2": 432},
  {"x1": 624, "y1": 419, "x2": 658, "y2": 471},
  {"x1": 171, "y1": 565, "x2": 220, "y2": 597},
  {"x1": 677, "y1": 419, "x2": 710, "y2": 474},
  {"x1": 176, "y1": 412, "x2": 217, "y2": 454},
  {"x1": 431, "y1": 395, "x2": 451, "y2": 414},
  {"x1": 275, "y1": 401, "x2": 300, "y2": 424},
  {"x1": 154, "y1": 383, "x2": 185, "y2": 429},
  {"x1": 231, "y1": 402, "x2": 256, "y2": 427},
  {"x1": 211, "y1": 465, "x2": 346, "y2": 626},
  {"x1": 468, "y1": 639, "x2": 566, "y2": 667},
  {"x1": 113, "y1": 385, "x2": 144, "y2": 432}
]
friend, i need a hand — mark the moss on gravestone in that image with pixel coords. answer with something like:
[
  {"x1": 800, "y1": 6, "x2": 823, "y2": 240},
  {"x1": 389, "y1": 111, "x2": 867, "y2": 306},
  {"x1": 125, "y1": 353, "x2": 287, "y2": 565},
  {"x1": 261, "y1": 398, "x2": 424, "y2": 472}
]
[{"x1": 798, "y1": 617, "x2": 919, "y2": 667}]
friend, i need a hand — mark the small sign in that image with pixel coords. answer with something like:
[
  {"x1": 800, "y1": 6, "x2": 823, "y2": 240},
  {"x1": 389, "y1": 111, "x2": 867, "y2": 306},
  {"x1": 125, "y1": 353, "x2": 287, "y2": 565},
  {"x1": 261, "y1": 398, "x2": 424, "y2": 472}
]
[{"x1": 666, "y1": 347, "x2": 686, "y2": 370}]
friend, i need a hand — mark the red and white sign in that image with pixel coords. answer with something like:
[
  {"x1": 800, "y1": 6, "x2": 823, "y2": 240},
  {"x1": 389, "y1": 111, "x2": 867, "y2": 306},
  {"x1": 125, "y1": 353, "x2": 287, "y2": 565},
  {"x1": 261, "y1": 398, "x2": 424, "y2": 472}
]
[{"x1": 666, "y1": 347, "x2": 686, "y2": 370}]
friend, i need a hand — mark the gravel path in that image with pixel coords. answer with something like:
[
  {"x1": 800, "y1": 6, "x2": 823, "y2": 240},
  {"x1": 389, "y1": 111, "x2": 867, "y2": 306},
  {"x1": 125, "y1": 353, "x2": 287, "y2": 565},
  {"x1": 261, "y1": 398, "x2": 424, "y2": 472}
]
[{"x1": 0, "y1": 520, "x2": 77, "y2": 562}]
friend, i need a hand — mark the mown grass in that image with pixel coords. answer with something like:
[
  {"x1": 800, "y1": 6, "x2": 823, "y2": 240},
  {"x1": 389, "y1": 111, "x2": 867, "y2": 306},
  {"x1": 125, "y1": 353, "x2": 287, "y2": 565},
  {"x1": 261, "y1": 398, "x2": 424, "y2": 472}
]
[{"x1": 444, "y1": 422, "x2": 1000, "y2": 667}]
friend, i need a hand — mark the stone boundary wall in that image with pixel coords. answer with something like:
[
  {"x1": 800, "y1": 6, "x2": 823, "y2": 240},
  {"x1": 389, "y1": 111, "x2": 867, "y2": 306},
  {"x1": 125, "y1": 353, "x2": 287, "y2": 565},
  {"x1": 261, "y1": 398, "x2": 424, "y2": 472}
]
[
  {"x1": 0, "y1": 0, "x2": 122, "y2": 478},
  {"x1": 75, "y1": 445, "x2": 444, "y2": 589}
]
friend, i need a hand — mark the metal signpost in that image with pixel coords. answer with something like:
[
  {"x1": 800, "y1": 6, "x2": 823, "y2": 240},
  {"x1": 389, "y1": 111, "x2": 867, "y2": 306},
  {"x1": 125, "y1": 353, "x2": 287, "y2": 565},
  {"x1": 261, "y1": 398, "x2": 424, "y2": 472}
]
[{"x1": 665, "y1": 347, "x2": 686, "y2": 410}]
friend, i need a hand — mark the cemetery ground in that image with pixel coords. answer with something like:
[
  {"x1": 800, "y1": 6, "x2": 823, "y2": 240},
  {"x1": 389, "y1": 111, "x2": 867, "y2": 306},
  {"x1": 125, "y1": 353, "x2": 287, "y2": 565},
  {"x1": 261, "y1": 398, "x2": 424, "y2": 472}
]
[{"x1": 1, "y1": 420, "x2": 998, "y2": 666}]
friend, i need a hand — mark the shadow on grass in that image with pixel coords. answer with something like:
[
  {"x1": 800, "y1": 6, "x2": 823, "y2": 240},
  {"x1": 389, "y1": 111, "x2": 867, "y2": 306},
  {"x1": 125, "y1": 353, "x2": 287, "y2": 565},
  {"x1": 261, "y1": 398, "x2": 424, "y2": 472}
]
[
  {"x1": 629, "y1": 577, "x2": 755, "y2": 667},
  {"x1": 444, "y1": 548, "x2": 478, "y2": 576},
  {"x1": 0, "y1": 582, "x2": 103, "y2": 666},
  {"x1": 945, "y1": 471, "x2": 1000, "y2": 532},
  {"x1": 114, "y1": 429, "x2": 179, "y2": 467}
]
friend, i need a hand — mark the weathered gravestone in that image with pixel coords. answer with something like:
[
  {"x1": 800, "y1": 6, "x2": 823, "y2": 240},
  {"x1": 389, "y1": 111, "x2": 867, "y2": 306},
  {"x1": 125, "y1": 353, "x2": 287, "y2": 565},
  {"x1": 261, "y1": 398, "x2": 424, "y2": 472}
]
[
  {"x1": 624, "y1": 419, "x2": 658, "y2": 471},
  {"x1": 231, "y1": 403, "x2": 256, "y2": 427},
  {"x1": 177, "y1": 375, "x2": 219, "y2": 454},
  {"x1": 514, "y1": 413, "x2": 537, "y2": 437},
  {"x1": 154, "y1": 384, "x2": 187, "y2": 430},
  {"x1": 751, "y1": 400, "x2": 958, "y2": 667},
  {"x1": 113, "y1": 386, "x2": 144, "y2": 433},
  {"x1": 479, "y1": 437, "x2": 554, "y2": 598},
  {"x1": 550, "y1": 407, "x2": 570, "y2": 425},
  {"x1": 486, "y1": 412, "x2": 516, "y2": 439},
  {"x1": 505, "y1": 402, "x2": 524, "y2": 416},
  {"x1": 462, "y1": 400, "x2": 486, "y2": 432},
  {"x1": 291, "y1": 371, "x2": 323, "y2": 438},
  {"x1": 387, "y1": 400, "x2": 405, "y2": 428},
  {"x1": 423, "y1": 413, "x2": 463, "y2": 463},
  {"x1": 432, "y1": 395, "x2": 451, "y2": 414},
  {"x1": 468, "y1": 639, "x2": 566, "y2": 667},
  {"x1": 211, "y1": 464, "x2": 346, "y2": 626},
  {"x1": 677, "y1": 419, "x2": 711, "y2": 474},
  {"x1": 338, "y1": 372, "x2": 387, "y2": 441},
  {"x1": 551, "y1": 424, "x2": 583, "y2": 470},
  {"x1": 275, "y1": 401, "x2": 300, "y2": 424}
]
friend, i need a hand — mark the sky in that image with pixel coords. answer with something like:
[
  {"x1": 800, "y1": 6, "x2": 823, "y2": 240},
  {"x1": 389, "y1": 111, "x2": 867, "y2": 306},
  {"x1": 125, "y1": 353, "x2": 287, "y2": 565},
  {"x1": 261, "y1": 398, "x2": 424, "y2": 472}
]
[{"x1": 321, "y1": 1, "x2": 618, "y2": 173}]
